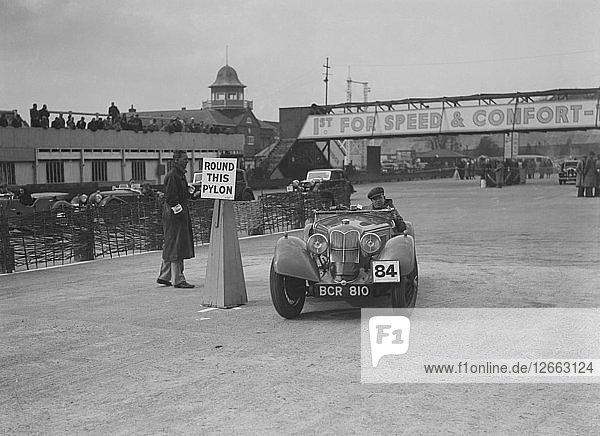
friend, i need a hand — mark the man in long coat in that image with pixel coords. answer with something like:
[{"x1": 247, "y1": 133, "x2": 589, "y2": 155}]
[
  {"x1": 157, "y1": 150, "x2": 195, "y2": 288},
  {"x1": 577, "y1": 152, "x2": 597, "y2": 198}
]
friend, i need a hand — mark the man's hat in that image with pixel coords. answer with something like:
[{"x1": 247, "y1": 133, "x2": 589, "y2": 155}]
[{"x1": 367, "y1": 186, "x2": 384, "y2": 199}]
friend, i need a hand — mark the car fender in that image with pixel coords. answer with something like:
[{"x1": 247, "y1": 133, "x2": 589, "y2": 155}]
[
  {"x1": 377, "y1": 234, "x2": 416, "y2": 277},
  {"x1": 99, "y1": 196, "x2": 126, "y2": 207},
  {"x1": 51, "y1": 200, "x2": 74, "y2": 210},
  {"x1": 273, "y1": 235, "x2": 320, "y2": 282}
]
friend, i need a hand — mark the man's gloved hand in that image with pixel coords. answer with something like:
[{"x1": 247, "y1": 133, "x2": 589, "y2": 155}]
[{"x1": 395, "y1": 219, "x2": 407, "y2": 233}]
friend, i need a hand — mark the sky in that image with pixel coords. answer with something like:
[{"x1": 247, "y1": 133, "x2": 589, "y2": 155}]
[{"x1": 1, "y1": 0, "x2": 599, "y2": 123}]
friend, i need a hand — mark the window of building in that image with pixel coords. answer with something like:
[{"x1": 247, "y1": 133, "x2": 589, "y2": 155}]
[
  {"x1": 228, "y1": 93, "x2": 237, "y2": 100},
  {"x1": 46, "y1": 160, "x2": 65, "y2": 183},
  {"x1": 131, "y1": 160, "x2": 146, "y2": 181},
  {"x1": 0, "y1": 162, "x2": 16, "y2": 185},
  {"x1": 91, "y1": 160, "x2": 108, "y2": 182},
  {"x1": 247, "y1": 136, "x2": 254, "y2": 145}
]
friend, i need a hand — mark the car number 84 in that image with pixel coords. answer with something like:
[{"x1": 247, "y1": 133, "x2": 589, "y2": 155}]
[{"x1": 372, "y1": 260, "x2": 401, "y2": 283}]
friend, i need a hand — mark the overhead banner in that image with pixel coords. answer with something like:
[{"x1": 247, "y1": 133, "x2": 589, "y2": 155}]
[{"x1": 298, "y1": 100, "x2": 600, "y2": 139}]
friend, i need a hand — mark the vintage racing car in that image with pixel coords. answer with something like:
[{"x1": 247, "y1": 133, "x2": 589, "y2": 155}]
[{"x1": 270, "y1": 205, "x2": 418, "y2": 318}]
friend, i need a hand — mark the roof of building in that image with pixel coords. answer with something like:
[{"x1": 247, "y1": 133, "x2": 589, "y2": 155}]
[
  {"x1": 259, "y1": 120, "x2": 279, "y2": 131},
  {"x1": 134, "y1": 108, "x2": 237, "y2": 126},
  {"x1": 210, "y1": 65, "x2": 246, "y2": 88}
]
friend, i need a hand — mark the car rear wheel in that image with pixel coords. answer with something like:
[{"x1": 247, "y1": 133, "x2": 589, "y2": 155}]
[
  {"x1": 270, "y1": 260, "x2": 306, "y2": 319},
  {"x1": 391, "y1": 261, "x2": 418, "y2": 309}
]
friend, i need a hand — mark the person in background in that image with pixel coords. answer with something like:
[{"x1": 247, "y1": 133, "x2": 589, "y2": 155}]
[
  {"x1": 76, "y1": 116, "x2": 86, "y2": 129},
  {"x1": 38, "y1": 104, "x2": 50, "y2": 122},
  {"x1": 108, "y1": 102, "x2": 120, "y2": 123},
  {"x1": 11, "y1": 110, "x2": 23, "y2": 128},
  {"x1": 578, "y1": 152, "x2": 597, "y2": 198},
  {"x1": 17, "y1": 187, "x2": 34, "y2": 206},
  {"x1": 365, "y1": 186, "x2": 407, "y2": 232},
  {"x1": 156, "y1": 150, "x2": 195, "y2": 289},
  {"x1": 66, "y1": 112, "x2": 76, "y2": 129},
  {"x1": 30, "y1": 103, "x2": 40, "y2": 127},
  {"x1": 0, "y1": 114, "x2": 8, "y2": 127}
]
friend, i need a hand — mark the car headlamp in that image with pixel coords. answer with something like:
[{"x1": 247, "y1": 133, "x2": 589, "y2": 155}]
[
  {"x1": 94, "y1": 194, "x2": 102, "y2": 204},
  {"x1": 80, "y1": 194, "x2": 88, "y2": 204},
  {"x1": 307, "y1": 233, "x2": 328, "y2": 255},
  {"x1": 360, "y1": 233, "x2": 381, "y2": 254}
]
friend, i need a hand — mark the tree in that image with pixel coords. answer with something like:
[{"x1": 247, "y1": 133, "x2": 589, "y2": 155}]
[{"x1": 473, "y1": 136, "x2": 501, "y2": 157}]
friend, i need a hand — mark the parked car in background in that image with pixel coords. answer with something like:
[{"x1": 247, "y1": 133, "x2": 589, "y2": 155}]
[
  {"x1": 381, "y1": 163, "x2": 396, "y2": 174},
  {"x1": 558, "y1": 160, "x2": 579, "y2": 185},
  {"x1": 269, "y1": 205, "x2": 418, "y2": 319},
  {"x1": 189, "y1": 169, "x2": 255, "y2": 201},
  {"x1": 0, "y1": 192, "x2": 71, "y2": 217},
  {"x1": 289, "y1": 168, "x2": 355, "y2": 196}
]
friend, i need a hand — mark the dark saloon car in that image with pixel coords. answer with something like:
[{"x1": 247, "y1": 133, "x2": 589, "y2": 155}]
[{"x1": 558, "y1": 160, "x2": 578, "y2": 185}]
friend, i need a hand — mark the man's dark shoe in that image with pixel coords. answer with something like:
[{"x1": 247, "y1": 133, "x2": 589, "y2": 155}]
[
  {"x1": 174, "y1": 281, "x2": 195, "y2": 289},
  {"x1": 157, "y1": 279, "x2": 172, "y2": 286}
]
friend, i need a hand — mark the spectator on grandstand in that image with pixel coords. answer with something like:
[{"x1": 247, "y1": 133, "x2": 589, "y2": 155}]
[
  {"x1": 11, "y1": 110, "x2": 24, "y2": 128},
  {"x1": 76, "y1": 116, "x2": 86, "y2": 129},
  {"x1": 147, "y1": 118, "x2": 160, "y2": 132},
  {"x1": 120, "y1": 113, "x2": 130, "y2": 130},
  {"x1": 58, "y1": 113, "x2": 66, "y2": 128},
  {"x1": 0, "y1": 114, "x2": 8, "y2": 127},
  {"x1": 40, "y1": 115, "x2": 49, "y2": 129},
  {"x1": 51, "y1": 116, "x2": 61, "y2": 129},
  {"x1": 128, "y1": 104, "x2": 136, "y2": 113},
  {"x1": 109, "y1": 116, "x2": 122, "y2": 131},
  {"x1": 38, "y1": 104, "x2": 50, "y2": 122},
  {"x1": 166, "y1": 117, "x2": 183, "y2": 133},
  {"x1": 108, "y1": 102, "x2": 120, "y2": 122},
  {"x1": 97, "y1": 117, "x2": 106, "y2": 130},
  {"x1": 88, "y1": 115, "x2": 99, "y2": 131},
  {"x1": 131, "y1": 114, "x2": 143, "y2": 132},
  {"x1": 66, "y1": 112, "x2": 76, "y2": 129},
  {"x1": 30, "y1": 103, "x2": 40, "y2": 127}
]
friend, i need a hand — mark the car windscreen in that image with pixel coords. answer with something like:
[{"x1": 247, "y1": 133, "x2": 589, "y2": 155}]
[{"x1": 307, "y1": 171, "x2": 331, "y2": 180}]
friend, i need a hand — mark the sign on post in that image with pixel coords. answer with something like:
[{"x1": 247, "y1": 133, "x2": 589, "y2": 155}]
[
  {"x1": 504, "y1": 132, "x2": 520, "y2": 158},
  {"x1": 200, "y1": 157, "x2": 247, "y2": 308},
  {"x1": 201, "y1": 158, "x2": 237, "y2": 200}
]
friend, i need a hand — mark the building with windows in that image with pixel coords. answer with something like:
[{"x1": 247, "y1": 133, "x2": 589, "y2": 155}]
[
  {"x1": 135, "y1": 63, "x2": 279, "y2": 169},
  {"x1": 0, "y1": 126, "x2": 244, "y2": 187},
  {"x1": 0, "y1": 64, "x2": 276, "y2": 189}
]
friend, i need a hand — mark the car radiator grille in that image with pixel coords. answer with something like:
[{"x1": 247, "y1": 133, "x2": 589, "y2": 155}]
[{"x1": 329, "y1": 229, "x2": 360, "y2": 263}]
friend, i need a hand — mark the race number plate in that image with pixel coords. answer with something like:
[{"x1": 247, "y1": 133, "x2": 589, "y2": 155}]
[
  {"x1": 372, "y1": 260, "x2": 401, "y2": 283},
  {"x1": 316, "y1": 284, "x2": 371, "y2": 298}
]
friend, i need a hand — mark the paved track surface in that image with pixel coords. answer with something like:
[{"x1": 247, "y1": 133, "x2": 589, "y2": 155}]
[{"x1": 1, "y1": 176, "x2": 599, "y2": 434}]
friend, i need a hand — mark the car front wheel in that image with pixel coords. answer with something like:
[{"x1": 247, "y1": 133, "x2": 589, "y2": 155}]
[
  {"x1": 391, "y1": 262, "x2": 418, "y2": 309},
  {"x1": 270, "y1": 260, "x2": 306, "y2": 319}
]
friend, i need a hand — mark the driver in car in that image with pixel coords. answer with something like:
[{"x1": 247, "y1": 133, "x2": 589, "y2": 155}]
[{"x1": 366, "y1": 186, "x2": 407, "y2": 232}]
